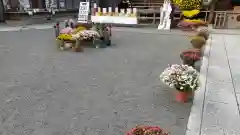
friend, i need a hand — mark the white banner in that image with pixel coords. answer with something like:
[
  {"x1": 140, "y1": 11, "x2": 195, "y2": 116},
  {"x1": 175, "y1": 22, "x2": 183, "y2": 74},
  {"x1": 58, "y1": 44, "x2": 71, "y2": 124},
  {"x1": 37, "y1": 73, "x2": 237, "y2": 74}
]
[{"x1": 78, "y1": 2, "x2": 90, "y2": 23}]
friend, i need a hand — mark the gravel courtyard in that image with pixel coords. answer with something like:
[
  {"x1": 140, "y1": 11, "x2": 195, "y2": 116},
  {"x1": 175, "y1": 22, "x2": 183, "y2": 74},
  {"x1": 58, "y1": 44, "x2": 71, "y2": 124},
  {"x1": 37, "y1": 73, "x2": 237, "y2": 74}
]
[{"x1": 0, "y1": 28, "x2": 192, "y2": 135}]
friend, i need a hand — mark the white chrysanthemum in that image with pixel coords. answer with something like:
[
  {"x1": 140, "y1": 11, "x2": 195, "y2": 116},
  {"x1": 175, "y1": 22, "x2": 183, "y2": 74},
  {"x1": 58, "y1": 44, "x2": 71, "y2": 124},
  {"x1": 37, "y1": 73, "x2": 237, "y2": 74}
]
[
  {"x1": 160, "y1": 64, "x2": 199, "y2": 91},
  {"x1": 72, "y1": 30, "x2": 100, "y2": 40}
]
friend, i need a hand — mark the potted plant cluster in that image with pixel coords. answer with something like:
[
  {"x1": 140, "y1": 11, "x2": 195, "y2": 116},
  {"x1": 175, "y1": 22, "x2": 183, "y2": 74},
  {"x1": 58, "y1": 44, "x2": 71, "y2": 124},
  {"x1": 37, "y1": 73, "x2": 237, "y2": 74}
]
[
  {"x1": 190, "y1": 36, "x2": 206, "y2": 49},
  {"x1": 180, "y1": 49, "x2": 202, "y2": 67},
  {"x1": 180, "y1": 28, "x2": 209, "y2": 66},
  {"x1": 72, "y1": 29, "x2": 101, "y2": 48},
  {"x1": 126, "y1": 125, "x2": 169, "y2": 135},
  {"x1": 160, "y1": 64, "x2": 199, "y2": 102},
  {"x1": 55, "y1": 19, "x2": 111, "y2": 52},
  {"x1": 162, "y1": 28, "x2": 209, "y2": 103}
]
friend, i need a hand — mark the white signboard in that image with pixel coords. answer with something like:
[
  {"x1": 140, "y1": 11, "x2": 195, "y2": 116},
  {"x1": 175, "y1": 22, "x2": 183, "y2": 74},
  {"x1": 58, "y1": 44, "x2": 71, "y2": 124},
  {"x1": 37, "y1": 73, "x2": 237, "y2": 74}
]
[{"x1": 78, "y1": 2, "x2": 90, "y2": 23}]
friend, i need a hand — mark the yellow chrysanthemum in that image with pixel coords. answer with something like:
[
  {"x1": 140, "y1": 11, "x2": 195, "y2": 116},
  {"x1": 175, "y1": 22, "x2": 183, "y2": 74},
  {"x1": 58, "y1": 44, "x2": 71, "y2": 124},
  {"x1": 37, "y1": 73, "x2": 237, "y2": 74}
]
[
  {"x1": 172, "y1": 0, "x2": 201, "y2": 10},
  {"x1": 184, "y1": 19, "x2": 205, "y2": 23},
  {"x1": 57, "y1": 34, "x2": 73, "y2": 41},
  {"x1": 72, "y1": 26, "x2": 87, "y2": 34},
  {"x1": 182, "y1": 10, "x2": 200, "y2": 18}
]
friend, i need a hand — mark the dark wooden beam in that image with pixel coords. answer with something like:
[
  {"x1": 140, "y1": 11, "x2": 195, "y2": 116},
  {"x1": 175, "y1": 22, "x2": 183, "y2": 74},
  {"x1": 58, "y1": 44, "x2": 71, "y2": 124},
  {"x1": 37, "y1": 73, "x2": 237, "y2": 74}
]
[
  {"x1": 0, "y1": 0, "x2": 5, "y2": 22},
  {"x1": 208, "y1": 0, "x2": 218, "y2": 24}
]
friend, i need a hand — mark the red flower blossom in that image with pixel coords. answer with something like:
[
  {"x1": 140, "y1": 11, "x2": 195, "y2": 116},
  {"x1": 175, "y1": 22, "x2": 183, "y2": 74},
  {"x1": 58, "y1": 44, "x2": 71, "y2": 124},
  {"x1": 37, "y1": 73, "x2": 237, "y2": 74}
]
[
  {"x1": 126, "y1": 125, "x2": 169, "y2": 135},
  {"x1": 180, "y1": 49, "x2": 202, "y2": 61}
]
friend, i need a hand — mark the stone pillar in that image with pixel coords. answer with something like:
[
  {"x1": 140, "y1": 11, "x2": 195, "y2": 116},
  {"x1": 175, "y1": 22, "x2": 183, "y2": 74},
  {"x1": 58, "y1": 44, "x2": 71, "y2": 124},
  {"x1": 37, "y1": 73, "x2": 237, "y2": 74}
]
[{"x1": 0, "y1": 0, "x2": 5, "y2": 22}]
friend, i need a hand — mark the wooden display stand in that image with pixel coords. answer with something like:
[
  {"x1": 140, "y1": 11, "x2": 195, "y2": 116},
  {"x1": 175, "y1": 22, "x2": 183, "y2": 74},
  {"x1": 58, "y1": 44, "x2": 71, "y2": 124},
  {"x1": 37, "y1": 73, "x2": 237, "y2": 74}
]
[
  {"x1": 226, "y1": 6, "x2": 240, "y2": 29},
  {"x1": 91, "y1": 6, "x2": 138, "y2": 24}
]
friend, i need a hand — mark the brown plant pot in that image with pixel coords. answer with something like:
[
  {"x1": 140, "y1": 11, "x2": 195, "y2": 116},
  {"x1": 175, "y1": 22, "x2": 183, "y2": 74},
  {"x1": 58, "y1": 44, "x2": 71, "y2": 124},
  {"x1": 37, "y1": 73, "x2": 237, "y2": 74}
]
[
  {"x1": 183, "y1": 58, "x2": 195, "y2": 67},
  {"x1": 197, "y1": 30, "x2": 209, "y2": 40},
  {"x1": 191, "y1": 36, "x2": 206, "y2": 49},
  {"x1": 81, "y1": 40, "x2": 94, "y2": 46},
  {"x1": 176, "y1": 91, "x2": 193, "y2": 103},
  {"x1": 74, "y1": 40, "x2": 84, "y2": 52},
  {"x1": 73, "y1": 47, "x2": 84, "y2": 52}
]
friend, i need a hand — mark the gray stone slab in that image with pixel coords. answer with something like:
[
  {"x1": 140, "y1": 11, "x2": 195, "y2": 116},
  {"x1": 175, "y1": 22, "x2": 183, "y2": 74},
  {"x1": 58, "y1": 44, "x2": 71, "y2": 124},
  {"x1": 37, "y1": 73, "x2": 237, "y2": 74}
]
[
  {"x1": 201, "y1": 101, "x2": 240, "y2": 135},
  {"x1": 207, "y1": 66, "x2": 232, "y2": 83},
  {"x1": 186, "y1": 36, "x2": 212, "y2": 135},
  {"x1": 187, "y1": 33, "x2": 240, "y2": 135},
  {"x1": 200, "y1": 34, "x2": 240, "y2": 135},
  {"x1": 223, "y1": 35, "x2": 240, "y2": 94},
  {"x1": 205, "y1": 81, "x2": 235, "y2": 104},
  {"x1": 230, "y1": 66, "x2": 240, "y2": 94},
  {"x1": 207, "y1": 35, "x2": 232, "y2": 83},
  {"x1": 209, "y1": 35, "x2": 227, "y2": 58}
]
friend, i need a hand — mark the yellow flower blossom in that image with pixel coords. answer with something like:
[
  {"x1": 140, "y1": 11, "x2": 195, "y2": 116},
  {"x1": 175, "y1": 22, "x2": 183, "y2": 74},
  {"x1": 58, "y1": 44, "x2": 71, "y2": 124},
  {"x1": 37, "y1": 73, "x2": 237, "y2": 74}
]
[
  {"x1": 183, "y1": 19, "x2": 205, "y2": 23},
  {"x1": 182, "y1": 10, "x2": 200, "y2": 18},
  {"x1": 57, "y1": 34, "x2": 73, "y2": 41}
]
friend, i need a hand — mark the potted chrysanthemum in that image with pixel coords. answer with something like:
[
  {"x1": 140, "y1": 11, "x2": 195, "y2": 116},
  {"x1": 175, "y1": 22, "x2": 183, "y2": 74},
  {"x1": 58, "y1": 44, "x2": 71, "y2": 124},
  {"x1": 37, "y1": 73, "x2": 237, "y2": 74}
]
[
  {"x1": 126, "y1": 125, "x2": 169, "y2": 135},
  {"x1": 72, "y1": 30, "x2": 100, "y2": 49},
  {"x1": 180, "y1": 49, "x2": 202, "y2": 67},
  {"x1": 196, "y1": 28, "x2": 209, "y2": 40},
  {"x1": 160, "y1": 64, "x2": 199, "y2": 102},
  {"x1": 190, "y1": 36, "x2": 206, "y2": 49}
]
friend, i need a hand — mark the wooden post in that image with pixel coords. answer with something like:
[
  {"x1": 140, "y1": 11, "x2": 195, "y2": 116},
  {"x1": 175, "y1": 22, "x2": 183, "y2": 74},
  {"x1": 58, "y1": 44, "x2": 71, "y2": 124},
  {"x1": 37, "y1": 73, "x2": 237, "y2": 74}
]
[
  {"x1": 208, "y1": 0, "x2": 218, "y2": 24},
  {"x1": 0, "y1": 0, "x2": 5, "y2": 23}
]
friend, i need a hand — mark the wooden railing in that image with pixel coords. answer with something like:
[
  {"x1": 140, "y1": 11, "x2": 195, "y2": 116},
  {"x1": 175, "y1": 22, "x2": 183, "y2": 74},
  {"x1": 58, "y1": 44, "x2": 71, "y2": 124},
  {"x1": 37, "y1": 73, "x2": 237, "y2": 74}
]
[
  {"x1": 213, "y1": 11, "x2": 227, "y2": 29},
  {"x1": 132, "y1": 2, "x2": 163, "y2": 9},
  {"x1": 137, "y1": 8, "x2": 160, "y2": 24},
  {"x1": 131, "y1": 2, "x2": 163, "y2": 24}
]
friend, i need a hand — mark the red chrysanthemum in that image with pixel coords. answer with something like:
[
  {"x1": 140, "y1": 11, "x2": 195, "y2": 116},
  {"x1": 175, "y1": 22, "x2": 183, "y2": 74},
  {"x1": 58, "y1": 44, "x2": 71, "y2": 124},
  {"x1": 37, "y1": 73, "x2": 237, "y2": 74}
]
[
  {"x1": 180, "y1": 49, "x2": 202, "y2": 61},
  {"x1": 126, "y1": 125, "x2": 169, "y2": 135}
]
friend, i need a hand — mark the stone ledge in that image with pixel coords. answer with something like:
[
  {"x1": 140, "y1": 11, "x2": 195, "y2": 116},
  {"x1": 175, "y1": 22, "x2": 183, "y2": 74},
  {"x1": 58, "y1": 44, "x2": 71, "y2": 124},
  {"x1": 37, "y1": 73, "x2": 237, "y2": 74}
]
[
  {"x1": 186, "y1": 37, "x2": 212, "y2": 135},
  {"x1": 186, "y1": 34, "x2": 240, "y2": 135}
]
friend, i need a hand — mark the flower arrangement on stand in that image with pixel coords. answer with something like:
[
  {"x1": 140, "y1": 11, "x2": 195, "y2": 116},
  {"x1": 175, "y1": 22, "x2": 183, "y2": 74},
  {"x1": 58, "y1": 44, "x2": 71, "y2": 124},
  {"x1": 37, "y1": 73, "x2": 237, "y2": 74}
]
[
  {"x1": 160, "y1": 64, "x2": 199, "y2": 102},
  {"x1": 72, "y1": 30, "x2": 100, "y2": 41},
  {"x1": 177, "y1": 10, "x2": 207, "y2": 31},
  {"x1": 180, "y1": 49, "x2": 202, "y2": 67},
  {"x1": 72, "y1": 29, "x2": 101, "y2": 48},
  {"x1": 126, "y1": 125, "x2": 169, "y2": 135},
  {"x1": 56, "y1": 24, "x2": 87, "y2": 51},
  {"x1": 179, "y1": 27, "x2": 209, "y2": 67}
]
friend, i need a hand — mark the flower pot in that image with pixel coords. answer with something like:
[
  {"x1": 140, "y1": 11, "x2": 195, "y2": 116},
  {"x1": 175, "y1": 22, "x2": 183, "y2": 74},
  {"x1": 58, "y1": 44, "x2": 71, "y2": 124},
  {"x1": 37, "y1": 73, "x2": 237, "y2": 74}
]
[
  {"x1": 72, "y1": 47, "x2": 83, "y2": 52},
  {"x1": 74, "y1": 40, "x2": 84, "y2": 52},
  {"x1": 188, "y1": 91, "x2": 194, "y2": 101},
  {"x1": 191, "y1": 36, "x2": 206, "y2": 49},
  {"x1": 176, "y1": 91, "x2": 193, "y2": 103},
  {"x1": 183, "y1": 58, "x2": 195, "y2": 67},
  {"x1": 79, "y1": 40, "x2": 95, "y2": 48},
  {"x1": 197, "y1": 30, "x2": 209, "y2": 40},
  {"x1": 180, "y1": 49, "x2": 201, "y2": 66}
]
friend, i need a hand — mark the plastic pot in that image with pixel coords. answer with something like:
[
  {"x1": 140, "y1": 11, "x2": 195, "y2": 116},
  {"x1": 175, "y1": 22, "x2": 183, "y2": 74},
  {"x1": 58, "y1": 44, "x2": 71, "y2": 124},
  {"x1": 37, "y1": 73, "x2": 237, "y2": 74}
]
[{"x1": 176, "y1": 91, "x2": 193, "y2": 103}]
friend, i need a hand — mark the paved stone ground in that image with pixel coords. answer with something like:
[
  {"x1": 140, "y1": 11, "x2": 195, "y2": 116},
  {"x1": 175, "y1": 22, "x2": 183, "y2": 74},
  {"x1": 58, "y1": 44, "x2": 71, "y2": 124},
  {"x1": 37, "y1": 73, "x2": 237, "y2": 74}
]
[
  {"x1": 0, "y1": 28, "x2": 192, "y2": 135},
  {"x1": 187, "y1": 34, "x2": 240, "y2": 135}
]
